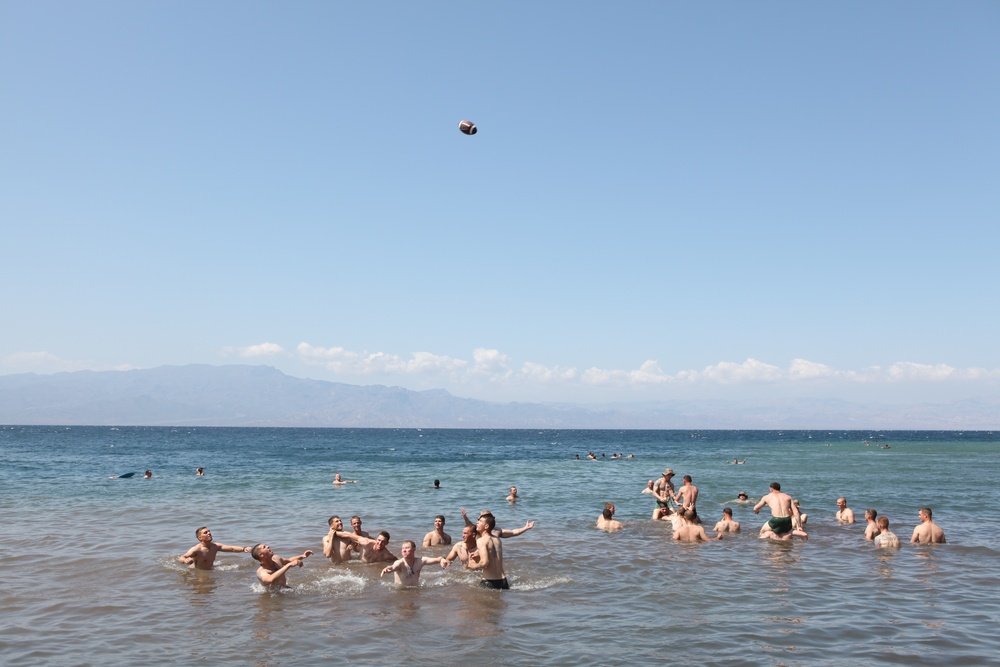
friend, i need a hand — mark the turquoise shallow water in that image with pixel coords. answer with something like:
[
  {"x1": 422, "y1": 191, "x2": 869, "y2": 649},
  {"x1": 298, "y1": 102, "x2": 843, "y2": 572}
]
[{"x1": 1, "y1": 427, "x2": 998, "y2": 666}]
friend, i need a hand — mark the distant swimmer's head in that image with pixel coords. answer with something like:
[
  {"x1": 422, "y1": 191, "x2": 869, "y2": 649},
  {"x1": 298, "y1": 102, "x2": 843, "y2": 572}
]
[{"x1": 738, "y1": 492, "x2": 749, "y2": 499}]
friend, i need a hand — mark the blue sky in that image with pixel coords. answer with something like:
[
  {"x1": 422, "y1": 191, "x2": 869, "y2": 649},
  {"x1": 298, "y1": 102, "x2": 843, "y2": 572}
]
[{"x1": 2, "y1": 1, "x2": 998, "y2": 409}]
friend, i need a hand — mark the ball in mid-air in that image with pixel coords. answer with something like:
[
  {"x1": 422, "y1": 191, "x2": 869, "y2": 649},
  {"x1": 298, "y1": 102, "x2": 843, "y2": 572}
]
[{"x1": 458, "y1": 120, "x2": 477, "y2": 135}]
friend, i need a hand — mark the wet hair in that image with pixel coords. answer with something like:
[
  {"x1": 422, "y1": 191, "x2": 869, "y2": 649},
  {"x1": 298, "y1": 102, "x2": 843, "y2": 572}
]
[
  {"x1": 604, "y1": 501, "x2": 615, "y2": 512},
  {"x1": 377, "y1": 531, "x2": 390, "y2": 541},
  {"x1": 328, "y1": 515, "x2": 341, "y2": 526},
  {"x1": 435, "y1": 514, "x2": 446, "y2": 524},
  {"x1": 722, "y1": 508, "x2": 733, "y2": 517},
  {"x1": 866, "y1": 509, "x2": 878, "y2": 520},
  {"x1": 770, "y1": 482, "x2": 781, "y2": 491},
  {"x1": 196, "y1": 526, "x2": 209, "y2": 537},
  {"x1": 481, "y1": 513, "x2": 496, "y2": 530},
  {"x1": 434, "y1": 479, "x2": 440, "y2": 487},
  {"x1": 920, "y1": 507, "x2": 932, "y2": 518},
  {"x1": 250, "y1": 544, "x2": 265, "y2": 561},
  {"x1": 683, "y1": 475, "x2": 692, "y2": 483},
  {"x1": 602, "y1": 508, "x2": 614, "y2": 520}
]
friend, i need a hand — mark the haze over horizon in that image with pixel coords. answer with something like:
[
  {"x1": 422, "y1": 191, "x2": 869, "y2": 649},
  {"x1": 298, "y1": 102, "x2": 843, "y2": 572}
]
[{"x1": 2, "y1": 3, "x2": 998, "y2": 415}]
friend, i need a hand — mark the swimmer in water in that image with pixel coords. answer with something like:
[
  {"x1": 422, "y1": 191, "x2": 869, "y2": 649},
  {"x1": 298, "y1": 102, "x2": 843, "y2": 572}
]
[{"x1": 332, "y1": 473, "x2": 358, "y2": 486}]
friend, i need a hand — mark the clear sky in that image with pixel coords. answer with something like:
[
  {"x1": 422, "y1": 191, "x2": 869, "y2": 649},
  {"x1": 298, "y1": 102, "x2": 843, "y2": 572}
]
[{"x1": 2, "y1": 2, "x2": 998, "y2": 410}]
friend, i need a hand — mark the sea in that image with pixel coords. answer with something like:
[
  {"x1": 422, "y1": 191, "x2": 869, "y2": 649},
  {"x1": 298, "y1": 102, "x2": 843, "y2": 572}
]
[{"x1": 1, "y1": 426, "x2": 998, "y2": 667}]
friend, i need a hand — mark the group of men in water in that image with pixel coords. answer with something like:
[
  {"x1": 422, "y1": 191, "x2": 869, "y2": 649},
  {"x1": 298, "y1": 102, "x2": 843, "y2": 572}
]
[
  {"x1": 179, "y1": 501, "x2": 536, "y2": 590},
  {"x1": 610, "y1": 467, "x2": 946, "y2": 546}
]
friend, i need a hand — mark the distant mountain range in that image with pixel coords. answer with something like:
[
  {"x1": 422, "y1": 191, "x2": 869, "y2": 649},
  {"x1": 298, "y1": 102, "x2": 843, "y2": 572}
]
[{"x1": 0, "y1": 364, "x2": 996, "y2": 429}]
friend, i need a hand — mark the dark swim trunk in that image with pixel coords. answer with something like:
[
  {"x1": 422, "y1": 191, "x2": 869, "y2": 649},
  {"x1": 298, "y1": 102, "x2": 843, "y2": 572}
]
[
  {"x1": 480, "y1": 577, "x2": 510, "y2": 590},
  {"x1": 768, "y1": 516, "x2": 793, "y2": 535}
]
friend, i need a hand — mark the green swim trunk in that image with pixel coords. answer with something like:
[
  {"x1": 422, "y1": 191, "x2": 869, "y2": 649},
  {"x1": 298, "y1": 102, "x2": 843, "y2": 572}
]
[{"x1": 768, "y1": 516, "x2": 793, "y2": 535}]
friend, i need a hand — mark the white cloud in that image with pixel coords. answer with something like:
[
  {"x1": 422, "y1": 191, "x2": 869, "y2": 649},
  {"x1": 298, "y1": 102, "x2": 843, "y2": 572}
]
[
  {"x1": 296, "y1": 343, "x2": 466, "y2": 378},
  {"x1": 291, "y1": 344, "x2": 1000, "y2": 393},
  {"x1": 225, "y1": 342, "x2": 286, "y2": 358}
]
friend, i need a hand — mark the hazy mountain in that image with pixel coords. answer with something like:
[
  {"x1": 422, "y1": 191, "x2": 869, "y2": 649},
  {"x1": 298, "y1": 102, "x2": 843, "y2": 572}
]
[{"x1": 0, "y1": 364, "x2": 996, "y2": 429}]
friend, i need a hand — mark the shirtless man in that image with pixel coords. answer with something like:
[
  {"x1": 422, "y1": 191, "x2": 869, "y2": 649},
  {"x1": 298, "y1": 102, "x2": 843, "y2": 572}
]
[
  {"x1": 380, "y1": 540, "x2": 450, "y2": 586},
  {"x1": 332, "y1": 473, "x2": 358, "y2": 486},
  {"x1": 177, "y1": 527, "x2": 250, "y2": 570},
  {"x1": 597, "y1": 505, "x2": 623, "y2": 532},
  {"x1": 422, "y1": 515, "x2": 452, "y2": 546},
  {"x1": 322, "y1": 516, "x2": 357, "y2": 563},
  {"x1": 836, "y1": 497, "x2": 855, "y2": 524},
  {"x1": 911, "y1": 507, "x2": 946, "y2": 544},
  {"x1": 467, "y1": 513, "x2": 509, "y2": 589},
  {"x1": 874, "y1": 517, "x2": 900, "y2": 548},
  {"x1": 251, "y1": 543, "x2": 312, "y2": 589},
  {"x1": 506, "y1": 486, "x2": 518, "y2": 502},
  {"x1": 444, "y1": 524, "x2": 479, "y2": 567},
  {"x1": 461, "y1": 508, "x2": 535, "y2": 538},
  {"x1": 673, "y1": 509, "x2": 722, "y2": 542},
  {"x1": 673, "y1": 475, "x2": 700, "y2": 522},
  {"x1": 754, "y1": 482, "x2": 806, "y2": 539},
  {"x1": 652, "y1": 469, "x2": 676, "y2": 511},
  {"x1": 863, "y1": 509, "x2": 881, "y2": 541},
  {"x1": 641, "y1": 480, "x2": 655, "y2": 495},
  {"x1": 713, "y1": 508, "x2": 740, "y2": 533},
  {"x1": 332, "y1": 530, "x2": 398, "y2": 563}
]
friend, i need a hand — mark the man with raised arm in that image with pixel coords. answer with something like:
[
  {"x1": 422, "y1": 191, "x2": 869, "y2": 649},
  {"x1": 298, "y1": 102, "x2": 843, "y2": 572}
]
[
  {"x1": 380, "y1": 540, "x2": 450, "y2": 586},
  {"x1": 461, "y1": 508, "x2": 535, "y2": 538},
  {"x1": 251, "y1": 543, "x2": 312, "y2": 589},
  {"x1": 322, "y1": 516, "x2": 356, "y2": 563},
  {"x1": 178, "y1": 526, "x2": 250, "y2": 570}
]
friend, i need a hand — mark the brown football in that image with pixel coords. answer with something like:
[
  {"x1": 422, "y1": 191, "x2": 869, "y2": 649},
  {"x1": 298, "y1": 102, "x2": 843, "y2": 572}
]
[{"x1": 458, "y1": 120, "x2": 477, "y2": 135}]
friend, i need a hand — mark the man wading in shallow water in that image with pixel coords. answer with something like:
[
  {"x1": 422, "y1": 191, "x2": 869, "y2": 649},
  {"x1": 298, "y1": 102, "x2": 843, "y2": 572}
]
[
  {"x1": 467, "y1": 513, "x2": 509, "y2": 589},
  {"x1": 754, "y1": 482, "x2": 807, "y2": 540}
]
